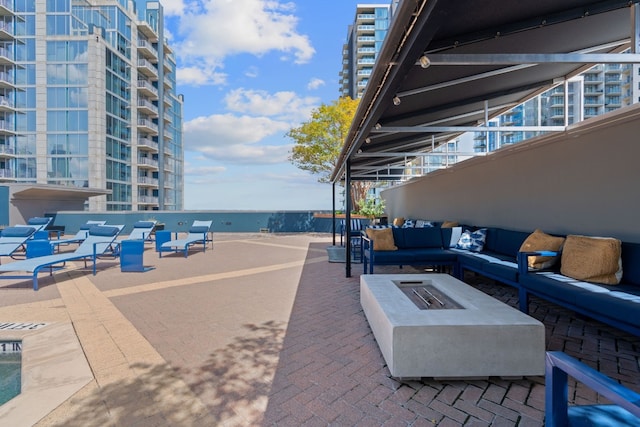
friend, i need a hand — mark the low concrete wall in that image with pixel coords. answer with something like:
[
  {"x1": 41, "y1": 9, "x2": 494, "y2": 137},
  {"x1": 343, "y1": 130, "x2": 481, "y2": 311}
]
[
  {"x1": 47, "y1": 211, "x2": 359, "y2": 234},
  {"x1": 381, "y1": 104, "x2": 640, "y2": 243}
]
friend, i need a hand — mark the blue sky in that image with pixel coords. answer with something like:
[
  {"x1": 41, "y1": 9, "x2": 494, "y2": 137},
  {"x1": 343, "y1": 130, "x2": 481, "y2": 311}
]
[{"x1": 158, "y1": 0, "x2": 381, "y2": 210}]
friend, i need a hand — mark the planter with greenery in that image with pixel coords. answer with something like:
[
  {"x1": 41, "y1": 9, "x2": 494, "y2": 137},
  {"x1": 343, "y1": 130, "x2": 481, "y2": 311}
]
[{"x1": 356, "y1": 196, "x2": 386, "y2": 222}]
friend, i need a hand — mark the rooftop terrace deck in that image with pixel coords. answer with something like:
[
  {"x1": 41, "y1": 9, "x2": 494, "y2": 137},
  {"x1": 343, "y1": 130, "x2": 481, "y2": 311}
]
[{"x1": 0, "y1": 232, "x2": 637, "y2": 426}]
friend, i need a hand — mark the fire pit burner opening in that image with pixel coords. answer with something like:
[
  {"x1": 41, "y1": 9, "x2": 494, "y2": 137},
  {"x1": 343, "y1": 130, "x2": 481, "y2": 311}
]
[{"x1": 393, "y1": 280, "x2": 463, "y2": 310}]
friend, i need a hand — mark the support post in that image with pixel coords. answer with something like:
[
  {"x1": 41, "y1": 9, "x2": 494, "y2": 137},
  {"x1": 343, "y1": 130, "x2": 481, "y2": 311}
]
[
  {"x1": 332, "y1": 182, "x2": 336, "y2": 246},
  {"x1": 345, "y1": 159, "x2": 352, "y2": 278}
]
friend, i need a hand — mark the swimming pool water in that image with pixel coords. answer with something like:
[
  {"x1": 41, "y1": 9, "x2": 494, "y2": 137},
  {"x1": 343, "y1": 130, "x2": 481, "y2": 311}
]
[{"x1": 0, "y1": 341, "x2": 21, "y2": 406}]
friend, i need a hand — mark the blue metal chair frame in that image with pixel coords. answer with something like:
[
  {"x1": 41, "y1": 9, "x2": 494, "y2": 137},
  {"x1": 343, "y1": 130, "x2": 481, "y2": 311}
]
[{"x1": 545, "y1": 351, "x2": 640, "y2": 426}]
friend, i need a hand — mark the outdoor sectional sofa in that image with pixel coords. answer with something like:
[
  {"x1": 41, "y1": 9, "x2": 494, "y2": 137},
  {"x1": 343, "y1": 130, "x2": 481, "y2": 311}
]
[{"x1": 361, "y1": 225, "x2": 640, "y2": 336}]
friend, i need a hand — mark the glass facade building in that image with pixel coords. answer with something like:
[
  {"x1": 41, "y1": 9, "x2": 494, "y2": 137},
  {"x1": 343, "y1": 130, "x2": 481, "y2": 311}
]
[
  {"x1": 339, "y1": 4, "x2": 391, "y2": 99},
  {"x1": 0, "y1": 0, "x2": 183, "y2": 211}
]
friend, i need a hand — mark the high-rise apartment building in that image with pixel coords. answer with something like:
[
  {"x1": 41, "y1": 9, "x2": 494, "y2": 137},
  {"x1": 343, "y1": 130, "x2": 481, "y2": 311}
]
[
  {"x1": 0, "y1": 0, "x2": 183, "y2": 211},
  {"x1": 339, "y1": 4, "x2": 391, "y2": 99},
  {"x1": 473, "y1": 63, "x2": 638, "y2": 152}
]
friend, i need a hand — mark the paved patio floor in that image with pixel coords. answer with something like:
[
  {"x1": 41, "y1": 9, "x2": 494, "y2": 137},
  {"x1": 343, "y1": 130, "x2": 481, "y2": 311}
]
[{"x1": 0, "y1": 232, "x2": 637, "y2": 426}]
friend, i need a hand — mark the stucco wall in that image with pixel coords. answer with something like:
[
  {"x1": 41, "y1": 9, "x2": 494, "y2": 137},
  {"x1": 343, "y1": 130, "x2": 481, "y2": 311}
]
[{"x1": 381, "y1": 104, "x2": 640, "y2": 242}]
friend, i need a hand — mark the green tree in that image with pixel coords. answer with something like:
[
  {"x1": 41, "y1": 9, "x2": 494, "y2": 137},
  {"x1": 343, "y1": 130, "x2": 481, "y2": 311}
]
[{"x1": 287, "y1": 97, "x2": 371, "y2": 211}]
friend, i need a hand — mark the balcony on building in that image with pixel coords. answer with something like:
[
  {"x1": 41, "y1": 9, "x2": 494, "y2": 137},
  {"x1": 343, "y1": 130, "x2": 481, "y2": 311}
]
[
  {"x1": 137, "y1": 136, "x2": 158, "y2": 152},
  {"x1": 137, "y1": 58, "x2": 158, "y2": 80},
  {"x1": 137, "y1": 98, "x2": 158, "y2": 116},
  {"x1": 0, "y1": 166, "x2": 12, "y2": 180},
  {"x1": 356, "y1": 35, "x2": 375, "y2": 45},
  {"x1": 0, "y1": 117, "x2": 14, "y2": 135},
  {"x1": 137, "y1": 175, "x2": 158, "y2": 187},
  {"x1": 137, "y1": 117, "x2": 158, "y2": 135},
  {"x1": 356, "y1": 13, "x2": 376, "y2": 21},
  {"x1": 163, "y1": 39, "x2": 173, "y2": 55},
  {"x1": 137, "y1": 78, "x2": 159, "y2": 100},
  {"x1": 356, "y1": 47, "x2": 376, "y2": 57},
  {"x1": 137, "y1": 195, "x2": 159, "y2": 205},
  {"x1": 0, "y1": 141, "x2": 13, "y2": 157},
  {"x1": 0, "y1": 19, "x2": 14, "y2": 41},
  {"x1": 0, "y1": 44, "x2": 14, "y2": 65},
  {"x1": 137, "y1": 39, "x2": 158, "y2": 61},
  {"x1": 137, "y1": 21, "x2": 158, "y2": 43},
  {"x1": 0, "y1": 69, "x2": 13, "y2": 89},
  {"x1": 0, "y1": 94, "x2": 13, "y2": 112},
  {"x1": 137, "y1": 156, "x2": 159, "y2": 170}
]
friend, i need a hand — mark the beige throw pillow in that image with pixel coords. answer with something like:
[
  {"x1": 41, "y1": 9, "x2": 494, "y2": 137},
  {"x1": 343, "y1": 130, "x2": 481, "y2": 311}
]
[
  {"x1": 560, "y1": 235, "x2": 622, "y2": 285},
  {"x1": 441, "y1": 221, "x2": 459, "y2": 228},
  {"x1": 519, "y1": 229, "x2": 565, "y2": 270},
  {"x1": 365, "y1": 228, "x2": 398, "y2": 251},
  {"x1": 393, "y1": 217, "x2": 405, "y2": 227}
]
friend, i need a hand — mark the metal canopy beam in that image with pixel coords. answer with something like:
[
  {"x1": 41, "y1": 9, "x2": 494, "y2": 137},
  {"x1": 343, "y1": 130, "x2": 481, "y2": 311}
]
[
  {"x1": 371, "y1": 125, "x2": 566, "y2": 133},
  {"x1": 424, "y1": 53, "x2": 640, "y2": 65}
]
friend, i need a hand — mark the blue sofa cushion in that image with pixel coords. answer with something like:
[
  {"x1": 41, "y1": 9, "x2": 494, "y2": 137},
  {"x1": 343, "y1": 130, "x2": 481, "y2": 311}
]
[
  {"x1": 519, "y1": 272, "x2": 594, "y2": 306},
  {"x1": 409, "y1": 248, "x2": 458, "y2": 263},
  {"x1": 2, "y1": 226, "x2": 36, "y2": 238},
  {"x1": 482, "y1": 259, "x2": 520, "y2": 284},
  {"x1": 371, "y1": 250, "x2": 417, "y2": 264},
  {"x1": 391, "y1": 227, "x2": 405, "y2": 248},
  {"x1": 89, "y1": 225, "x2": 120, "y2": 237},
  {"x1": 189, "y1": 226, "x2": 210, "y2": 234},
  {"x1": 621, "y1": 241, "x2": 640, "y2": 286},
  {"x1": 27, "y1": 217, "x2": 50, "y2": 226},
  {"x1": 574, "y1": 285, "x2": 640, "y2": 325},
  {"x1": 401, "y1": 228, "x2": 443, "y2": 249},
  {"x1": 493, "y1": 228, "x2": 530, "y2": 257},
  {"x1": 134, "y1": 221, "x2": 156, "y2": 228},
  {"x1": 453, "y1": 250, "x2": 491, "y2": 271}
]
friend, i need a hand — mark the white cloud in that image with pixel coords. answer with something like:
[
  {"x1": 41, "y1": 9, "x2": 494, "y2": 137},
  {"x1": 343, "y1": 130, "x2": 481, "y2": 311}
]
[
  {"x1": 244, "y1": 66, "x2": 259, "y2": 78},
  {"x1": 160, "y1": 0, "x2": 186, "y2": 16},
  {"x1": 183, "y1": 113, "x2": 292, "y2": 164},
  {"x1": 307, "y1": 78, "x2": 325, "y2": 90},
  {"x1": 177, "y1": 65, "x2": 227, "y2": 86},
  {"x1": 183, "y1": 165, "x2": 227, "y2": 176},
  {"x1": 174, "y1": 0, "x2": 315, "y2": 86},
  {"x1": 224, "y1": 88, "x2": 319, "y2": 121}
]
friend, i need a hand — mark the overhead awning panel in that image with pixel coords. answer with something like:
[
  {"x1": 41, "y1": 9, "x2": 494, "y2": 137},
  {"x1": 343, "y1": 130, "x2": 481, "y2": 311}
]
[{"x1": 333, "y1": 0, "x2": 640, "y2": 182}]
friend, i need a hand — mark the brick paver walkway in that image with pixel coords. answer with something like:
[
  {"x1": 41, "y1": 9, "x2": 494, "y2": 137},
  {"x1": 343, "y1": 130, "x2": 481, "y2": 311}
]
[{"x1": 0, "y1": 233, "x2": 637, "y2": 426}]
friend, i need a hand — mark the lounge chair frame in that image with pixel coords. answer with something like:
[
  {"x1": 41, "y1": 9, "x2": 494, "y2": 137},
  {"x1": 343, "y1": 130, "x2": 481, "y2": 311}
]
[
  {"x1": 0, "y1": 225, "x2": 124, "y2": 291},
  {"x1": 158, "y1": 220, "x2": 212, "y2": 258}
]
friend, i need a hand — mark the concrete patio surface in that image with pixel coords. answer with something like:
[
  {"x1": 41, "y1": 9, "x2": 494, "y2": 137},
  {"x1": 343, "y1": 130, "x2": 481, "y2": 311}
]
[{"x1": 0, "y1": 232, "x2": 637, "y2": 426}]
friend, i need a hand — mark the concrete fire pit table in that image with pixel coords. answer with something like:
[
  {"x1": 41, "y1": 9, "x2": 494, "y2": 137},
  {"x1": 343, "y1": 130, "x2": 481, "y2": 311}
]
[{"x1": 360, "y1": 274, "x2": 545, "y2": 379}]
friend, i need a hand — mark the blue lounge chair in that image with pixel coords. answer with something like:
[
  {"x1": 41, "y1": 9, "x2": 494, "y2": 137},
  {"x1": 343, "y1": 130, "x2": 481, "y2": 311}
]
[
  {"x1": 119, "y1": 220, "x2": 157, "y2": 242},
  {"x1": 25, "y1": 217, "x2": 53, "y2": 232},
  {"x1": 159, "y1": 220, "x2": 212, "y2": 258},
  {"x1": 0, "y1": 225, "x2": 124, "y2": 291},
  {"x1": 50, "y1": 220, "x2": 107, "y2": 249},
  {"x1": 15, "y1": 217, "x2": 53, "y2": 239},
  {"x1": 0, "y1": 226, "x2": 37, "y2": 263}
]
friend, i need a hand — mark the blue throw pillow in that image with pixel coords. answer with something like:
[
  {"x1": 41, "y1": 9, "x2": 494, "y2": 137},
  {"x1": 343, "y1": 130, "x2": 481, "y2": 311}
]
[
  {"x1": 456, "y1": 228, "x2": 487, "y2": 252},
  {"x1": 414, "y1": 220, "x2": 434, "y2": 228},
  {"x1": 2, "y1": 226, "x2": 36, "y2": 238},
  {"x1": 402, "y1": 219, "x2": 415, "y2": 228}
]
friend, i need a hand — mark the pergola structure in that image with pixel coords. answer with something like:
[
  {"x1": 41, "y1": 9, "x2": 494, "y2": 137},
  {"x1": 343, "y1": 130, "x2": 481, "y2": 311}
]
[{"x1": 331, "y1": 0, "x2": 640, "y2": 277}]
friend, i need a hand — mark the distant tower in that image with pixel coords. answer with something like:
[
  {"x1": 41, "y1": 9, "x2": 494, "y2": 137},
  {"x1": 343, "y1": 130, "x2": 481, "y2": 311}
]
[{"x1": 339, "y1": 4, "x2": 391, "y2": 99}]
